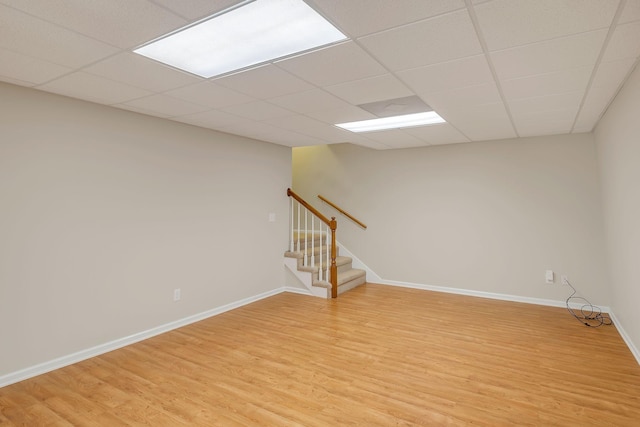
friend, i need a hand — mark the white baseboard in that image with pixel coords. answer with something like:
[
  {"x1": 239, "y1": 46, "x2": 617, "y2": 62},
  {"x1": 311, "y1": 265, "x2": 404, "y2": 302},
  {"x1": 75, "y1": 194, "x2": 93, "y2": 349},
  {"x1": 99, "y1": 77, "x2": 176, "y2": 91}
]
[
  {"x1": 282, "y1": 286, "x2": 313, "y2": 296},
  {"x1": 0, "y1": 287, "x2": 287, "y2": 389},
  {"x1": 378, "y1": 278, "x2": 611, "y2": 312},
  {"x1": 609, "y1": 312, "x2": 640, "y2": 365},
  {"x1": 4, "y1": 280, "x2": 635, "y2": 389}
]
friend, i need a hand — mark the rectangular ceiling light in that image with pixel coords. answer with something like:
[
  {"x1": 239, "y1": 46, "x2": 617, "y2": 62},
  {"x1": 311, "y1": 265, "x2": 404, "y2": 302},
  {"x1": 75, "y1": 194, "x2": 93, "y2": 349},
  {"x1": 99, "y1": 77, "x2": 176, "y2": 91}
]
[
  {"x1": 134, "y1": 0, "x2": 347, "y2": 78},
  {"x1": 336, "y1": 111, "x2": 446, "y2": 133}
]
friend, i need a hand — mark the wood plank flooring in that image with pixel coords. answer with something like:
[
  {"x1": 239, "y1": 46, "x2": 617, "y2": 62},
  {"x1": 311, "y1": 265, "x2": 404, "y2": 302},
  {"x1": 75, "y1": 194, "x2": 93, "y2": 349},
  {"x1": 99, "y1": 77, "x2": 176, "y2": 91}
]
[{"x1": 2, "y1": 283, "x2": 640, "y2": 426}]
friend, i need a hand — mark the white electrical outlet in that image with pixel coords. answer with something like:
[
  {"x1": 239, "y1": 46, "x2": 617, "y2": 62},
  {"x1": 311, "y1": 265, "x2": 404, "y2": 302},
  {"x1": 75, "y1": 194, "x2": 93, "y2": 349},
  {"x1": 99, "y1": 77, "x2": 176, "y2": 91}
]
[
  {"x1": 545, "y1": 270, "x2": 554, "y2": 284},
  {"x1": 561, "y1": 275, "x2": 569, "y2": 286},
  {"x1": 173, "y1": 288, "x2": 181, "y2": 301}
]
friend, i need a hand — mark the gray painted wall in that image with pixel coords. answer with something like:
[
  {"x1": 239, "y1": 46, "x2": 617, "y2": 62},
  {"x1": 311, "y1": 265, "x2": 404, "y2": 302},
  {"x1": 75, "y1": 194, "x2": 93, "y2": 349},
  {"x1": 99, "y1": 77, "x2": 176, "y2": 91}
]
[
  {"x1": 594, "y1": 62, "x2": 640, "y2": 358},
  {"x1": 293, "y1": 133, "x2": 609, "y2": 306},
  {"x1": 0, "y1": 82, "x2": 291, "y2": 377}
]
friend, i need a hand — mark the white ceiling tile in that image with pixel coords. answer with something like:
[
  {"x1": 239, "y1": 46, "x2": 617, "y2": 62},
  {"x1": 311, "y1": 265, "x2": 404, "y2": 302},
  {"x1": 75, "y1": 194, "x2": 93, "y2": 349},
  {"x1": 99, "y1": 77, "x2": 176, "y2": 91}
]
[
  {"x1": 422, "y1": 83, "x2": 502, "y2": 112},
  {"x1": 172, "y1": 109, "x2": 251, "y2": 129},
  {"x1": 585, "y1": 84, "x2": 620, "y2": 108},
  {"x1": 458, "y1": 125, "x2": 516, "y2": 142},
  {"x1": 491, "y1": 30, "x2": 607, "y2": 80},
  {"x1": 0, "y1": 47, "x2": 72, "y2": 85},
  {"x1": 269, "y1": 89, "x2": 350, "y2": 113},
  {"x1": 264, "y1": 115, "x2": 358, "y2": 143},
  {"x1": 1, "y1": 0, "x2": 633, "y2": 148},
  {"x1": 350, "y1": 139, "x2": 393, "y2": 150},
  {"x1": 215, "y1": 64, "x2": 314, "y2": 99},
  {"x1": 221, "y1": 101, "x2": 294, "y2": 121},
  {"x1": 440, "y1": 102, "x2": 517, "y2": 141},
  {"x1": 359, "y1": 10, "x2": 483, "y2": 71},
  {"x1": 302, "y1": 127, "x2": 356, "y2": 144},
  {"x1": 360, "y1": 129, "x2": 428, "y2": 149},
  {"x1": 152, "y1": 0, "x2": 241, "y2": 20},
  {"x1": 619, "y1": 0, "x2": 640, "y2": 24},
  {"x1": 219, "y1": 120, "x2": 325, "y2": 146},
  {"x1": 166, "y1": 81, "x2": 256, "y2": 109},
  {"x1": 121, "y1": 94, "x2": 211, "y2": 117},
  {"x1": 0, "y1": 5, "x2": 119, "y2": 68},
  {"x1": 402, "y1": 123, "x2": 470, "y2": 145},
  {"x1": 115, "y1": 103, "x2": 172, "y2": 118},
  {"x1": 591, "y1": 57, "x2": 637, "y2": 90},
  {"x1": 516, "y1": 120, "x2": 574, "y2": 138},
  {"x1": 84, "y1": 53, "x2": 201, "y2": 92},
  {"x1": 0, "y1": 0, "x2": 187, "y2": 49},
  {"x1": 38, "y1": 72, "x2": 152, "y2": 105},
  {"x1": 507, "y1": 91, "x2": 582, "y2": 117},
  {"x1": 501, "y1": 66, "x2": 592, "y2": 100},
  {"x1": 0, "y1": 76, "x2": 35, "y2": 87},
  {"x1": 305, "y1": 106, "x2": 376, "y2": 124},
  {"x1": 258, "y1": 130, "x2": 329, "y2": 147},
  {"x1": 574, "y1": 111, "x2": 604, "y2": 133},
  {"x1": 312, "y1": 0, "x2": 465, "y2": 37},
  {"x1": 474, "y1": 0, "x2": 618, "y2": 51},
  {"x1": 324, "y1": 74, "x2": 414, "y2": 105},
  {"x1": 219, "y1": 120, "x2": 283, "y2": 141},
  {"x1": 396, "y1": 55, "x2": 494, "y2": 95},
  {"x1": 573, "y1": 66, "x2": 630, "y2": 131},
  {"x1": 601, "y1": 21, "x2": 640, "y2": 62},
  {"x1": 276, "y1": 41, "x2": 386, "y2": 87},
  {"x1": 263, "y1": 114, "x2": 331, "y2": 133}
]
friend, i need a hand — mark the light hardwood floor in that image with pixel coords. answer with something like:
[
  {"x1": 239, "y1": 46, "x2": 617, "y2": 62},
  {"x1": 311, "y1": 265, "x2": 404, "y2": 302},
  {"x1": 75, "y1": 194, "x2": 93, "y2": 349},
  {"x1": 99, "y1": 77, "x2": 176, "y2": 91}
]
[{"x1": 2, "y1": 284, "x2": 640, "y2": 426}]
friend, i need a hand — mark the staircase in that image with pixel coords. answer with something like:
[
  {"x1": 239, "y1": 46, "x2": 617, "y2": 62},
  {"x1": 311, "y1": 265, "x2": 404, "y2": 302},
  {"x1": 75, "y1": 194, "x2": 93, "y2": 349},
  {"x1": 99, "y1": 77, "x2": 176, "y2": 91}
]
[
  {"x1": 285, "y1": 188, "x2": 366, "y2": 298},
  {"x1": 285, "y1": 231, "x2": 366, "y2": 298}
]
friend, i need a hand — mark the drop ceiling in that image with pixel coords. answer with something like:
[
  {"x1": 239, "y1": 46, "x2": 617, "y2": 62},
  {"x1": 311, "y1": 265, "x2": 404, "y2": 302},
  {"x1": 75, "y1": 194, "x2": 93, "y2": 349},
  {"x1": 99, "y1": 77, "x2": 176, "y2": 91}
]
[{"x1": 1, "y1": 0, "x2": 639, "y2": 150}]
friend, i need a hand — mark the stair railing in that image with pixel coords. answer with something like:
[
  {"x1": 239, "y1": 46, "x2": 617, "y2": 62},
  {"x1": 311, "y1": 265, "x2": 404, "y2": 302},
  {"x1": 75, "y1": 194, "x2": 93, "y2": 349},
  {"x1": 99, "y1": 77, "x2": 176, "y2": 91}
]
[
  {"x1": 287, "y1": 188, "x2": 338, "y2": 298},
  {"x1": 318, "y1": 194, "x2": 367, "y2": 229}
]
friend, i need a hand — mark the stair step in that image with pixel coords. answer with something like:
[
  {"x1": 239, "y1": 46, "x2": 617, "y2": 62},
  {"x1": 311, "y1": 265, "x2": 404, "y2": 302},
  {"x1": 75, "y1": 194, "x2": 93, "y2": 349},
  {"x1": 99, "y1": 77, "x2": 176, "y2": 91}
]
[
  {"x1": 284, "y1": 246, "x2": 366, "y2": 297},
  {"x1": 338, "y1": 269, "x2": 366, "y2": 295},
  {"x1": 338, "y1": 268, "x2": 366, "y2": 286}
]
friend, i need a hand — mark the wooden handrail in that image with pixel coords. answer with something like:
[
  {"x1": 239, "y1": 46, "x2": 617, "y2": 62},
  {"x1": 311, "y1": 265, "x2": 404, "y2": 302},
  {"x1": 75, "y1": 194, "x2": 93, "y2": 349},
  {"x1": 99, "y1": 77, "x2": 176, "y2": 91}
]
[
  {"x1": 287, "y1": 188, "x2": 338, "y2": 298},
  {"x1": 288, "y1": 188, "x2": 332, "y2": 225},
  {"x1": 318, "y1": 195, "x2": 367, "y2": 229}
]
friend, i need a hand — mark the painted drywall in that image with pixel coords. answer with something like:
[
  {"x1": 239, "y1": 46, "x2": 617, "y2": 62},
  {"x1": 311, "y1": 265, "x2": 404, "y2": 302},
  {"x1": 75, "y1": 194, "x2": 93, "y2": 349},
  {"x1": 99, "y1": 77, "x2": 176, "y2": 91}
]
[
  {"x1": 0, "y1": 82, "x2": 291, "y2": 377},
  {"x1": 293, "y1": 133, "x2": 609, "y2": 305},
  {"x1": 594, "y1": 62, "x2": 640, "y2": 356}
]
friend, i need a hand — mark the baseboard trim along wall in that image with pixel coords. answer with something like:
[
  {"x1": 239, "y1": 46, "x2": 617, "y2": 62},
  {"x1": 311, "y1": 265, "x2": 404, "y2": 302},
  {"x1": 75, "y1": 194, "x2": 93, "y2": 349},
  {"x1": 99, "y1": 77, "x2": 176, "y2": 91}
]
[
  {"x1": 379, "y1": 278, "x2": 611, "y2": 312},
  {"x1": 340, "y1": 241, "x2": 639, "y2": 364},
  {"x1": 609, "y1": 312, "x2": 640, "y2": 365},
  {"x1": 0, "y1": 287, "x2": 289, "y2": 388},
  {"x1": 3, "y1": 281, "x2": 636, "y2": 388}
]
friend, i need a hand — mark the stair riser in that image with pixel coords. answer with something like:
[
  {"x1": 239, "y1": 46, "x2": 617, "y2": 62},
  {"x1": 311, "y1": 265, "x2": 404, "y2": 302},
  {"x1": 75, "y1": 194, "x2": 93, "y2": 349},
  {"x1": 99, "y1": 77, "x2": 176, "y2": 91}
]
[
  {"x1": 296, "y1": 256, "x2": 352, "y2": 272},
  {"x1": 284, "y1": 238, "x2": 366, "y2": 296},
  {"x1": 338, "y1": 275, "x2": 366, "y2": 295},
  {"x1": 291, "y1": 242, "x2": 328, "y2": 253}
]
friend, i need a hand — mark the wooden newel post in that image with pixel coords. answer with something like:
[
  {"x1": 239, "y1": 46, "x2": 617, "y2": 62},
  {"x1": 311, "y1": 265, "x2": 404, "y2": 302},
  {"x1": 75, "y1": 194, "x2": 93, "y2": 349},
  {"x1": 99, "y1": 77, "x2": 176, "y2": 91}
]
[{"x1": 330, "y1": 217, "x2": 338, "y2": 298}]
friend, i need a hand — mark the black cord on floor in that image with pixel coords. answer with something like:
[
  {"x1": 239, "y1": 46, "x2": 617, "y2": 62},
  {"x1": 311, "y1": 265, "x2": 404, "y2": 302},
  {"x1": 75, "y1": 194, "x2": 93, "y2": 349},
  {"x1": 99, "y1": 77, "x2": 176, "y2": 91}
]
[{"x1": 566, "y1": 280, "x2": 612, "y2": 327}]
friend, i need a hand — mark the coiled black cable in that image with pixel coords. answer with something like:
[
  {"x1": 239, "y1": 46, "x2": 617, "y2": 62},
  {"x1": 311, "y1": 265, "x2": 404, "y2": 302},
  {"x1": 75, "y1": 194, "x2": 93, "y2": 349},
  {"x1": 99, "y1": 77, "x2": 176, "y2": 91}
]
[{"x1": 565, "y1": 279, "x2": 612, "y2": 327}]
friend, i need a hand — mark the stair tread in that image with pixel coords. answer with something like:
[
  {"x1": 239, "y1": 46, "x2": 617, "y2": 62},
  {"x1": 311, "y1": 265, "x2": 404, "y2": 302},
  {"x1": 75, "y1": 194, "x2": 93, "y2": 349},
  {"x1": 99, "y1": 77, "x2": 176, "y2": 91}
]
[{"x1": 338, "y1": 268, "x2": 366, "y2": 285}]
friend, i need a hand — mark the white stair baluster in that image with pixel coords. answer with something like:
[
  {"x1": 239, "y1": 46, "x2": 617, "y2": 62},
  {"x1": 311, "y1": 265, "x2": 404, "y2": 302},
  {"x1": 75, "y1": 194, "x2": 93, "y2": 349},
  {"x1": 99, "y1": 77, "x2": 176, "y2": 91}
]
[
  {"x1": 326, "y1": 223, "x2": 331, "y2": 283},
  {"x1": 304, "y1": 207, "x2": 308, "y2": 266},
  {"x1": 311, "y1": 214, "x2": 315, "y2": 267},
  {"x1": 289, "y1": 197, "x2": 294, "y2": 252},
  {"x1": 319, "y1": 221, "x2": 323, "y2": 280},
  {"x1": 296, "y1": 201, "x2": 301, "y2": 254}
]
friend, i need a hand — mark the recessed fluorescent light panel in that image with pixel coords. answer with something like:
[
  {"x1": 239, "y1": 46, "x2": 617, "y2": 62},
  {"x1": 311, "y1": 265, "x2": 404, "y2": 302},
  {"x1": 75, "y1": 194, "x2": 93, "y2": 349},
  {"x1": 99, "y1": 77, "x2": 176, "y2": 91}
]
[
  {"x1": 336, "y1": 111, "x2": 446, "y2": 133},
  {"x1": 134, "y1": 0, "x2": 347, "y2": 78}
]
